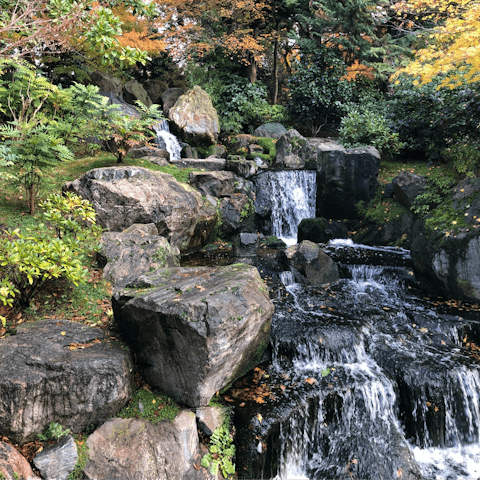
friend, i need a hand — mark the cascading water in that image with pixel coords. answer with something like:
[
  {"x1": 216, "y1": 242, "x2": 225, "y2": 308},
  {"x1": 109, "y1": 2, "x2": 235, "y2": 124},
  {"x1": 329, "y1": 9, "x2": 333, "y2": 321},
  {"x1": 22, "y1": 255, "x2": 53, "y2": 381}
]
[
  {"x1": 255, "y1": 170, "x2": 316, "y2": 246},
  {"x1": 228, "y1": 241, "x2": 480, "y2": 480},
  {"x1": 153, "y1": 119, "x2": 182, "y2": 160}
]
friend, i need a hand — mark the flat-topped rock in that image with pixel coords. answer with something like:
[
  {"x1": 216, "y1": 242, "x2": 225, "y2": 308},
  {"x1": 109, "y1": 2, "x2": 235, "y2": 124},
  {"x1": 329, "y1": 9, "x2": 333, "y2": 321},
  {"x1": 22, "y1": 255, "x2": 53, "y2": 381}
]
[
  {"x1": 170, "y1": 157, "x2": 226, "y2": 171},
  {"x1": 63, "y1": 166, "x2": 217, "y2": 253},
  {"x1": 113, "y1": 264, "x2": 274, "y2": 407}
]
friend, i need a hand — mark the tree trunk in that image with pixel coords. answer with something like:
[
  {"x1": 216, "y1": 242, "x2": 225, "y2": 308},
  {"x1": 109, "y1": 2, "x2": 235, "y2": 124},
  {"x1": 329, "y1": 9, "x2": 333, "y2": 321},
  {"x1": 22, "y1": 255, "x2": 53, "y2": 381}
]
[{"x1": 272, "y1": 27, "x2": 279, "y2": 105}]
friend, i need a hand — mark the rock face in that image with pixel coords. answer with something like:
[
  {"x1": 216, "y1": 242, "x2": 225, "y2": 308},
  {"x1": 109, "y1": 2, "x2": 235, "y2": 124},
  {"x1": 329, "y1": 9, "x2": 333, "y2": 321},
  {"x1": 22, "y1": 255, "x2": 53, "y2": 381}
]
[
  {"x1": 33, "y1": 435, "x2": 78, "y2": 480},
  {"x1": 122, "y1": 79, "x2": 152, "y2": 107},
  {"x1": 128, "y1": 145, "x2": 170, "y2": 160},
  {"x1": 317, "y1": 146, "x2": 381, "y2": 219},
  {"x1": 254, "y1": 123, "x2": 287, "y2": 139},
  {"x1": 392, "y1": 171, "x2": 427, "y2": 208},
  {"x1": 275, "y1": 129, "x2": 317, "y2": 169},
  {"x1": 90, "y1": 71, "x2": 123, "y2": 97},
  {"x1": 0, "y1": 320, "x2": 133, "y2": 444},
  {"x1": 0, "y1": 441, "x2": 40, "y2": 479},
  {"x1": 161, "y1": 88, "x2": 187, "y2": 116},
  {"x1": 226, "y1": 156, "x2": 258, "y2": 178},
  {"x1": 84, "y1": 412, "x2": 202, "y2": 480},
  {"x1": 113, "y1": 264, "x2": 274, "y2": 407},
  {"x1": 169, "y1": 86, "x2": 220, "y2": 145},
  {"x1": 278, "y1": 240, "x2": 340, "y2": 285},
  {"x1": 63, "y1": 166, "x2": 217, "y2": 253},
  {"x1": 99, "y1": 228, "x2": 180, "y2": 289},
  {"x1": 188, "y1": 171, "x2": 247, "y2": 198},
  {"x1": 298, "y1": 218, "x2": 349, "y2": 244},
  {"x1": 411, "y1": 178, "x2": 480, "y2": 302}
]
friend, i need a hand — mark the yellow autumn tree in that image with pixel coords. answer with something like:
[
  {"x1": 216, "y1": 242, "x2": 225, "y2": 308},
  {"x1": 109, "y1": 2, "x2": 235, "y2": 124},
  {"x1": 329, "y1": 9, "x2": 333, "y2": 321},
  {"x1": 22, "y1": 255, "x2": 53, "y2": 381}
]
[{"x1": 392, "y1": 0, "x2": 480, "y2": 87}]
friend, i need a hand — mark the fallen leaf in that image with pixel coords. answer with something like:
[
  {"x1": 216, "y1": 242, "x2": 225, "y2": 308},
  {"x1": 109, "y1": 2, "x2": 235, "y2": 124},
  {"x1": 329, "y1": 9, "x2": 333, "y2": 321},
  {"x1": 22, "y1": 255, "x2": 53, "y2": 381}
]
[
  {"x1": 305, "y1": 377, "x2": 317, "y2": 385},
  {"x1": 280, "y1": 385, "x2": 286, "y2": 391},
  {"x1": 60, "y1": 331, "x2": 66, "y2": 336},
  {"x1": 257, "y1": 413, "x2": 263, "y2": 423}
]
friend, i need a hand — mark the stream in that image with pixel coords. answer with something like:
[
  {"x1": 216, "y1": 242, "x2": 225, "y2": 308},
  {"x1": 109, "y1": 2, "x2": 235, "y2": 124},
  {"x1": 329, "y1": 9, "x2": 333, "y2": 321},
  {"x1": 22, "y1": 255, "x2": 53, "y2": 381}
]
[{"x1": 184, "y1": 169, "x2": 480, "y2": 479}]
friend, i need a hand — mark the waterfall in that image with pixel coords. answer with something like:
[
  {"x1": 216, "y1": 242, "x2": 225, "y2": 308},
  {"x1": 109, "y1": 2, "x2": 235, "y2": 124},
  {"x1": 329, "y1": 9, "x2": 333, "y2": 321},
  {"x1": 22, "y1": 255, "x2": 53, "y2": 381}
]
[
  {"x1": 256, "y1": 170, "x2": 316, "y2": 246},
  {"x1": 236, "y1": 240, "x2": 480, "y2": 480},
  {"x1": 153, "y1": 120, "x2": 182, "y2": 160}
]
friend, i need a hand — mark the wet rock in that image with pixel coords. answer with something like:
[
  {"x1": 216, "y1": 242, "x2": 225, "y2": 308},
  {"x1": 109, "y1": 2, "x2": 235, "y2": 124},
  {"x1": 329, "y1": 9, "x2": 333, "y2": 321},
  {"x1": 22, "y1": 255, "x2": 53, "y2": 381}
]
[
  {"x1": 0, "y1": 320, "x2": 133, "y2": 444},
  {"x1": 113, "y1": 264, "x2": 274, "y2": 407},
  {"x1": 392, "y1": 171, "x2": 427, "y2": 208},
  {"x1": 254, "y1": 123, "x2": 287, "y2": 139},
  {"x1": 0, "y1": 441, "x2": 40, "y2": 479},
  {"x1": 99, "y1": 230, "x2": 180, "y2": 289},
  {"x1": 219, "y1": 195, "x2": 255, "y2": 237},
  {"x1": 275, "y1": 129, "x2": 317, "y2": 169},
  {"x1": 297, "y1": 217, "x2": 349, "y2": 243},
  {"x1": 63, "y1": 166, "x2": 217, "y2": 253},
  {"x1": 33, "y1": 435, "x2": 78, "y2": 480},
  {"x1": 232, "y1": 233, "x2": 260, "y2": 257},
  {"x1": 317, "y1": 146, "x2": 381, "y2": 219},
  {"x1": 84, "y1": 411, "x2": 202, "y2": 480},
  {"x1": 169, "y1": 86, "x2": 220, "y2": 145},
  {"x1": 196, "y1": 406, "x2": 230, "y2": 436},
  {"x1": 225, "y1": 156, "x2": 258, "y2": 178},
  {"x1": 249, "y1": 144, "x2": 264, "y2": 155},
  {"x1": 122, "y1": 79, "x2": 152, "y2": 107},
  {"x1": 411, "y1": 177, "x2": 480, "y2": 301},
  {"x1": 278, "y1": 240, "x2": 340, "y2": 285}
]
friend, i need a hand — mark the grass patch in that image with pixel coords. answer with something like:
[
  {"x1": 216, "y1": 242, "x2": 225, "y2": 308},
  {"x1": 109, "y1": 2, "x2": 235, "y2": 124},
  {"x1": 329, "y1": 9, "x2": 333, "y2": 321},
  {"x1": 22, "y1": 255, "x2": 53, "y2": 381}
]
[
  {"x1": 68, "y1": 434, "x2": 89, "y2": 480},
  {"x1": 118, "y1": 388, "x2": 179, "y2": 423},
  {"x1": 125, "y1": 157, "x2": 200, "y2": 183}
]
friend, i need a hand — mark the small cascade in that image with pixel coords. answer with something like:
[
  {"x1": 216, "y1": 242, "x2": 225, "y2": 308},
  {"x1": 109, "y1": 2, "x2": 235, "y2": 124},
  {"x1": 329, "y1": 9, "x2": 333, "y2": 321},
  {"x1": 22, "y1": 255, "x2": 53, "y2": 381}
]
[
  {"x1": 233, "y1": 241, "x2": 480, "y2": 480},
  {"x1": 257, "y1": 170, "x2": 316, "y2": 246},
  {"x1": 153, "y1": 120, "x2": 182, "y2": 160}
]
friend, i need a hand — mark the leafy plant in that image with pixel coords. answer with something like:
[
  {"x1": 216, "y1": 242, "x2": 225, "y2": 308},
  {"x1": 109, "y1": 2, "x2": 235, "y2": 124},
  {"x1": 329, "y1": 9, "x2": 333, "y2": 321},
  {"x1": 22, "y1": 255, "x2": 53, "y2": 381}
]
[
  {"x1": 443, "y1": 142, "x2": 480, "y2": 180},
  {"x1": 339, "y1": 107, "x2": 404, "y2": 158},
  {"x1": 37, "y1": 422, "x2": 71, "y2": 442},
  {"x1": 412, "y1": 171, "x2": 457, "y2": 217},
  {"x1": 0, "y1": 193, "x2": 101, "y2": 309},
  {"x1": 68, "y1": 434, "x2": 89, "y2": 480},
  {"x1": 201, "y1": 424, "x2": 236, "y2": 479}
]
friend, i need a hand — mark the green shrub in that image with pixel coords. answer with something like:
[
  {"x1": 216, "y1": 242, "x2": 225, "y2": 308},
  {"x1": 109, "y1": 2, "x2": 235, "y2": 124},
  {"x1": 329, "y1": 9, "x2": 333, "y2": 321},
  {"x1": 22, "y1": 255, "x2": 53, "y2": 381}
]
[
  {"x1": 443, "y1": 142, "x2": 480, "y2": 180},
  {"x1": 0, "y1": 193, "x2": 101, "y2": 309},
  {"x1": 201, "y1": 423, "x2": 236, "y2": 479},
  {"x1": 339, "y1": 107, "x2": 404, "y2": 158},
  {"x1": 387, "y1": 74, "x2": 480, "y2": 160},
  {"x1": 37, "y1": 422, "x2": 71, "y2": 442}
]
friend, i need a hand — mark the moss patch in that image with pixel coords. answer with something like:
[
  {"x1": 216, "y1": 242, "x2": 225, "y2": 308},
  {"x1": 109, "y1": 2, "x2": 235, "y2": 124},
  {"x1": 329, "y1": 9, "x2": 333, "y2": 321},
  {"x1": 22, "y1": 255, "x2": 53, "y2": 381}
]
[{"x1": 118, "y1": 388, "x2": 179, "y2": 423}]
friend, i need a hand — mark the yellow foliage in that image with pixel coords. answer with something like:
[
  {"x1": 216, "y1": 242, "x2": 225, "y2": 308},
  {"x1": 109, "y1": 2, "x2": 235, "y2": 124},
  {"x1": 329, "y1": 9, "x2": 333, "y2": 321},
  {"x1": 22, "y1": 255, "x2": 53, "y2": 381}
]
[{"x1": 392, "y1": 0, "x2": 480, "y2": 87}]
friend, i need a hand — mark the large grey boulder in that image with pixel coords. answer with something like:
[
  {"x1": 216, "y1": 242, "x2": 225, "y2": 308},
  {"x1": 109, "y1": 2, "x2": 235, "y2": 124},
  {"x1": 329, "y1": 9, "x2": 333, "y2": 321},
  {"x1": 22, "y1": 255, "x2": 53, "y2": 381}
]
[
  {"x1": 169, "y1": 86, "x2": 220, "y2": 145},
  {"x1": 254, "y1": 123, "x2": 287, "y2": 139},
  {"x1": 411, "y1": 177, "x2": 480, "y2": 302},
  {"x1": 226, "y1": 156, "x2": 258, "y2": 178},
  {"x1": 278, "y1": 240, "x2": 340, "y2": 285},
  {"x1": 0, "y1": 320, "x2": 133, "y2": 444},
  {"x1": 113, "y1": 264, "x2": 274, "y2": 407},
  {"x1": 275, "y1": 129, "x2": 317, "y2": 169},
  {"x1": 171, "y1": 157, "x2": 226, "y2": 171},
  {"x1": 33, "y1": 435, "x2": 78, "y2": 480},
  {"x1": 84, "y1": 411, "x2": 202, "y2": 480},
  {"x1": 0, "y1": 441, "x2": 40, "y2": 479},
  {"x1": 99, "y1": 228, "x2": 180, "y2": 289},
  {"x1": 317, "y1": 146, "x2": 381, "y2": 219},
  {"x1": 392, "y1": 171, "x2": 427, "y2": 208},
  {"x1": 63, "y1": 166, "x2": 217, "y2": 253}
]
